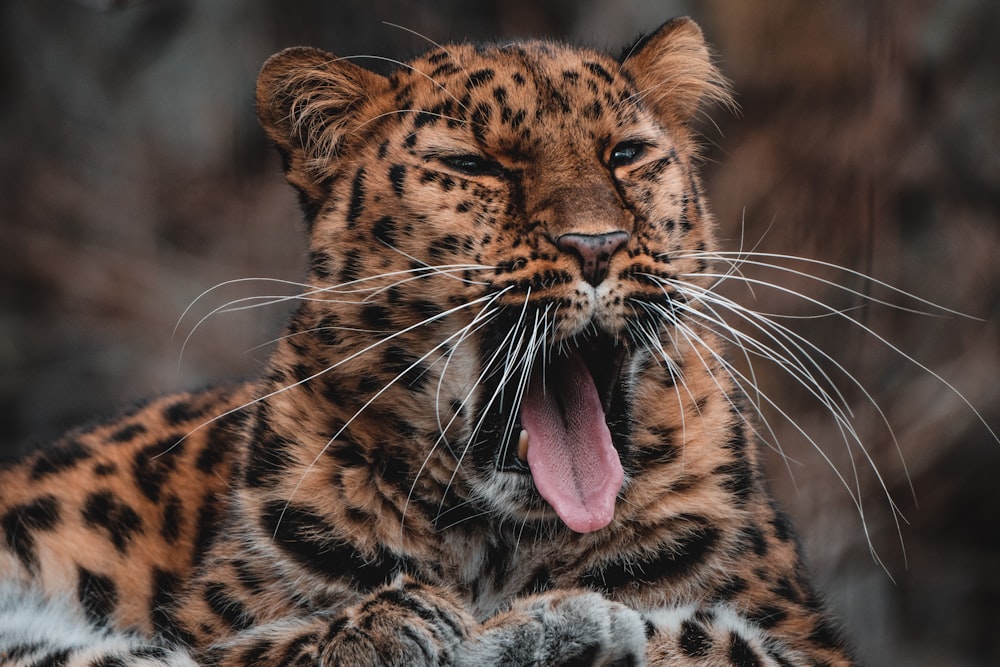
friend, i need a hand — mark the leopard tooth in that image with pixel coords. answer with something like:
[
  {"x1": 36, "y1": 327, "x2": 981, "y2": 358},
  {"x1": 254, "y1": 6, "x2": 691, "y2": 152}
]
[{"x1": 517, "y1": 429, "x2": 529, "y2": 462}]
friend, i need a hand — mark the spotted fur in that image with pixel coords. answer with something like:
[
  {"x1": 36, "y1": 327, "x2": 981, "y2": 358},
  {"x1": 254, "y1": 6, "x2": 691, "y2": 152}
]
[{"x1": 0, "y1": 18, "x2": 855, "y2": 666}]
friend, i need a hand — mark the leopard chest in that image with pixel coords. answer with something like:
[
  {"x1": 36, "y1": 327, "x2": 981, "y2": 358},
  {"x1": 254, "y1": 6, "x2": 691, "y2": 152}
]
[{"x1": 431, "y1": 529, "x2": 580, "y2": 621}]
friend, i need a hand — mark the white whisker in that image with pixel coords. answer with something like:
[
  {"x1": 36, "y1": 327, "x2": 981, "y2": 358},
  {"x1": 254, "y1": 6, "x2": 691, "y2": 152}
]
[
  {"x1": 445, "y1": 294, "x2": 539, "y2": 503},
  {"x1": 639, "y1": 270, "x2": 920, "y2": 571},
  {"x1": 173, "y1": 277, "x2": 311, "y2": 339},
  {"x1": 680, "y1": 267, "x2": 998, "y2": 448},
  {"x1": 653, "y1": 294, "x2": 900, "y2": 574},
  {"x1": 165, "y1": 287, "x2": 498, "y2": 464},
  {"x1": 681, "y1": 250, "x2": 979, "y2": 319},
  {"x1": 275, "y1": 291, "x2": 506, "y2": 538}
]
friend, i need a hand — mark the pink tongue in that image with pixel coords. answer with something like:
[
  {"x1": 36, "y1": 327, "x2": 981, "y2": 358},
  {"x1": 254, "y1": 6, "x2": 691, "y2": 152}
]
[{"x1": 520, "y1": 352, "x2": 623, "y2": 533}]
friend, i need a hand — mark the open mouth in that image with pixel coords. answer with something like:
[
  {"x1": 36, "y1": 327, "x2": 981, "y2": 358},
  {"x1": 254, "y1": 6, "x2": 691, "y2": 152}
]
[{"x1": 497, "y1": 334, "x2": 628, "y2": 533}]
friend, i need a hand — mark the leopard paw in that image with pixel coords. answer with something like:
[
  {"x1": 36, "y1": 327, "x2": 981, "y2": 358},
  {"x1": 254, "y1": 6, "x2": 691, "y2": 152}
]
[{"x1": 461, "y1": 590, "x2": 648, "y2": 667}]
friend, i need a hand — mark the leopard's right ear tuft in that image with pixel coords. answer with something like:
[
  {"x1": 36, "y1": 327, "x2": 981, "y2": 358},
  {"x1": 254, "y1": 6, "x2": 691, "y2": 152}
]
[{"x1": 256, "y1": 47, "x2": 387, "y2": 206}]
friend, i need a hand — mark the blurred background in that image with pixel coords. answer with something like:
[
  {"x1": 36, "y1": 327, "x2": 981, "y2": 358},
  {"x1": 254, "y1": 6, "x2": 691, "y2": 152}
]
[{"x1": 1, "y1": 1, "x2": 997, "y2": 664}]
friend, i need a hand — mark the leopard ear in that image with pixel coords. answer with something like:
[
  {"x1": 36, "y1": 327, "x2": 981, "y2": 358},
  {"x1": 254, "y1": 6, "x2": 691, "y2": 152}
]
[
  {"x1": 621, "y1": 17, "x2": 732, "y2": 124},
  {"x1": 256, "y1": 47, "x2": 387, "y2": 209}
]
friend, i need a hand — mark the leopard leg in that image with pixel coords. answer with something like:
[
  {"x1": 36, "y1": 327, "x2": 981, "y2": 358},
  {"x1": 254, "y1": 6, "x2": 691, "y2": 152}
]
[
  {"x1": 198, "y1": 578, "x2": 472, "y2": 667},
  {"x1": 644, "y1": 603, "x2": 822, "y2": 667},
  {"x1": 200, "y1": 578, "x2": 647, "y2": 667}
]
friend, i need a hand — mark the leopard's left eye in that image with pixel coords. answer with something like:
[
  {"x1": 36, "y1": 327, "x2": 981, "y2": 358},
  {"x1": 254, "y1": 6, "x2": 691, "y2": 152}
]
[{"x1": 607, "y1": 141, "x2": 648, "y2": 169}]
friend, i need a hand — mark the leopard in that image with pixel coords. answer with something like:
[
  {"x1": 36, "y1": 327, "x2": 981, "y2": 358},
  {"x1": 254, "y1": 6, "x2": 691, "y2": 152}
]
[{"x1": 0, "y1": 18, "x2": 856, "y2": 666}]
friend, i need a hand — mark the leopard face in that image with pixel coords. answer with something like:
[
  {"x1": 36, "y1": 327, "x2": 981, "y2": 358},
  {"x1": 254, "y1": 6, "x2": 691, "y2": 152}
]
[{"x1": 255, "y1": 19, "x2": 731, "y2": 535}]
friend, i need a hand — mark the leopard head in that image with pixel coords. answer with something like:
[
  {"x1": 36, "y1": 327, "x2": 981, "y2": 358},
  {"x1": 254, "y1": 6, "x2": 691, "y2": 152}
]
[{"x1": 255, "y1": 18, "x2": 732, "y2": 535}]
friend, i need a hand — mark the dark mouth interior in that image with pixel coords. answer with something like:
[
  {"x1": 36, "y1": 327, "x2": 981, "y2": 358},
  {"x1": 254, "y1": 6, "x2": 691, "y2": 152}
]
[
  {"x1": 574, "y1": 335, "x2": 627, "y2": 414},
  {"x1": 497, "y1": 334, "x2": 626, "y2": 472}
]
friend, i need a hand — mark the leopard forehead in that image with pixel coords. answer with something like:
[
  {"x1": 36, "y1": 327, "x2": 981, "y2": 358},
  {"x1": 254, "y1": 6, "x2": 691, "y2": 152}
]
[{"x1": 380, "y1": 41, "x2": 653, "y2": 155}]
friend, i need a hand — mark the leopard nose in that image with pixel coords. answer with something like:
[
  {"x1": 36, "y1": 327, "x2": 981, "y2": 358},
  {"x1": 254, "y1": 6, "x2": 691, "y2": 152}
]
[{"x1": 555, "y1": 231, "x2": 631, "y2": 287}]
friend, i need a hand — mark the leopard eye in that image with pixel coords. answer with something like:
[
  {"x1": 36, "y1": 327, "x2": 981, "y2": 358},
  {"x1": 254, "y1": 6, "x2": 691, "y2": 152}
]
[
  {"x1": 439, "y1": 154, "x2": 504, "y2": 177},
  {"x1": 607, "y1": 141, "x2": 647, "y2": 169}
]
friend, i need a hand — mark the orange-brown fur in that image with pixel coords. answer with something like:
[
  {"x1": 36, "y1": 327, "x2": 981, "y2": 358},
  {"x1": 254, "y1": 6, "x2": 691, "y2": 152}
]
[{"x1": 0, "y1": 18, "x2": 853, "y2": 666}]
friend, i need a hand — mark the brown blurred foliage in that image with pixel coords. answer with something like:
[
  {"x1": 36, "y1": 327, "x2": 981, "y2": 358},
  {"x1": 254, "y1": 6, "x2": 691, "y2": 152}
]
[{"x1": 1, "y1": 1, "x2": 997, "y2": 664}]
